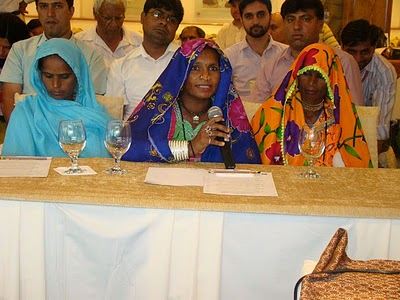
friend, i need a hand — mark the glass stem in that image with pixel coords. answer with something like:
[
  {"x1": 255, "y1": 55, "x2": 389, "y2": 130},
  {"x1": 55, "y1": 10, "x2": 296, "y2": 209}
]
[
  {"x1": 114, "y1": 157, "x2": 121, "y2": 170},
  {"x1": 70, "y1": 155, "x2": 79, "y2": 170},
  {"x1": 308, "y1": 158, "x2": 315, "y2": 175}
]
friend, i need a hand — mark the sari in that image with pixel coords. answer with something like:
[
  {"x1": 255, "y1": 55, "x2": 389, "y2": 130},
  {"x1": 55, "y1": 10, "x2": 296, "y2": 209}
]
[
  {"x1": 2, "y1": 38, "x2": 110, "y2": 157},
  {"x1": 123, "y1": 38, "x2": 260, "y2": 164},
  {"x1": 251, "y1": 43, "x2": 371, "y2": 167}
]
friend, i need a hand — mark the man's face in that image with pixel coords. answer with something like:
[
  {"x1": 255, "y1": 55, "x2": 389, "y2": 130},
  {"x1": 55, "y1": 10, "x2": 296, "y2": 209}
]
[
  {"x1": 284, "y1": 9, "x2": 323, "y2": 53},
  {"x1": 141, "y1": 7, "x2": 180, "y2": 47},
  {"x1": 0, "y1": 38, "x2": 11, "y2": 60},
  {"x1": 240, "y1": 1, "x2": 270, "y2": 39},
  {"x1": 342, "y1": 41, "x2": 375, "y2": 70},
  {"x1": 36, "y1": 0, "x2": 74, "y2": 39},
  {"x1": 94, "y1": 2, "x2": 125, "y2": 36},
  {"x1": 268, "y1": 13, "x2": 286, "y2": 44},
  {"x1": 180, "y1": 27, "x2": 201, "y2": 44},
  {"x1": 230, "y1": 1, "x2": 241, "y2": 21}
]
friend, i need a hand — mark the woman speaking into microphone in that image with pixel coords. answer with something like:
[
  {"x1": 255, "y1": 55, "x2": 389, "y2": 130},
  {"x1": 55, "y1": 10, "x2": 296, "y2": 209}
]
[{"x1": 123, "y1": 38, "x2": 260, "y2": 164}]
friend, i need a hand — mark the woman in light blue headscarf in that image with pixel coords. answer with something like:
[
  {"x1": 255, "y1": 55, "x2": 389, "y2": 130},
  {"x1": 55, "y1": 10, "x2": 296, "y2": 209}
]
[{"x1": 2, "y1": 38, "x2": 110, "y2": 157}]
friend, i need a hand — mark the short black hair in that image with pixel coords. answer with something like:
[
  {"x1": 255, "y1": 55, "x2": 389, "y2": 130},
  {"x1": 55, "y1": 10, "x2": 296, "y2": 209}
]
[
  {"x1": 341, "y1": 19, "x2": 380, "y2": 48},
  {"x1": 35, "y1": 0, "x2": 74, "y2": 8},
  {"x1": 239, "y1": 0, "x2": 272, "y2": 15},
  {"x1": 0, "y1": 13, "x2": 30, "y2": 45},
  {"x1": 143, "y1": 0, "x2": 184, "y2": 24},
  {"x1": 27, "y1": 18, "x2": 42, "y2": 31},
  {"x1": 281, "y1": 0, "x2": 324, "y2": 20}
]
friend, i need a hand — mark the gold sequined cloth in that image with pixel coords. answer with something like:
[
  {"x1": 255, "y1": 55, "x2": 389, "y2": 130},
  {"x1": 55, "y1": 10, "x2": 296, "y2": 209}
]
[{"x1": 299, "y1": 228, "x2": 400, "y2": 299}]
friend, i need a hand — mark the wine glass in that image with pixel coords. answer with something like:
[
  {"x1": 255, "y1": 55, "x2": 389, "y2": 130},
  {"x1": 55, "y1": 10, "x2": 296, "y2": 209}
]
[
  {"x1": 298, "y1": 125, "x2": 325, "y2": 179},
  {"x1": 58, "y1": 120, "x2": 86, "y2": 174},
  {"x1": 104, "y1": 120, "x2": 132, "y2": 175}
]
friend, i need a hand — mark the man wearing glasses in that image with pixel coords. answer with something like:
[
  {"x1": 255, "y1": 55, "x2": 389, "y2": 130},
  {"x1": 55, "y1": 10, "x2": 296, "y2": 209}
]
[
  {"x1": 106, "y1": 0, "x2": 184, "y2": 120},
  {"x1": 75, "y1": 0, "x2": 142, "y2": 67}
]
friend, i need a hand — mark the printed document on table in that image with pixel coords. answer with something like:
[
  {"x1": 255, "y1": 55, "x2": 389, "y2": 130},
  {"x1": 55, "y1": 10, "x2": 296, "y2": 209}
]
[
  {"x1": 0, "y1": 157, "x2": 52, "y2": 177},
  {"x1": 145, "y1": 167, "x2": 207, "y2": 186},
  {"x1": 203, "y1": 171, "x2": 278, "y2": 196}
]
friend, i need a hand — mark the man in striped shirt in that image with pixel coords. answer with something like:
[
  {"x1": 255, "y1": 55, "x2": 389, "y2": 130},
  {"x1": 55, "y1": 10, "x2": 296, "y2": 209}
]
[{"x1": 341, "y1": 19, "x2": 397, "y2": 155}]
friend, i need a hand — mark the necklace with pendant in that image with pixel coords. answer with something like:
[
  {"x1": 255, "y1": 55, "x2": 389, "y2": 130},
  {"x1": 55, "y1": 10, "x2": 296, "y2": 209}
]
[{"x1": 179, "y1": 101, "x2": 208, "y2": 124}]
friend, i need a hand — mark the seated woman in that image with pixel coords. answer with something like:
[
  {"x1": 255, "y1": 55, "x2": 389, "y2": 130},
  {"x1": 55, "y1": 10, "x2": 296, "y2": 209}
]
[
  {"x1": 123, "y1": 39, "x2": 260, "y2": 164},
  {"x1": 251, "y1": 43, "x2": 371, "y2": 167},
  {"x1": 2, "y1": 38, "x2": 110, "y2": 157}
]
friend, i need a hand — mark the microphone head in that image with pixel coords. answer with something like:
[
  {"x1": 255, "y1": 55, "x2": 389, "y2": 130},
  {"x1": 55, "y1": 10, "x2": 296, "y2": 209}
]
[{"x1": 208, "y1": 106, "x2": 223, "y2": 119}]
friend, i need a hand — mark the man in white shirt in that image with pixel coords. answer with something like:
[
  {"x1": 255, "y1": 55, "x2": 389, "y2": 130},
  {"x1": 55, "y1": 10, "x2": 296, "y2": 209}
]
[
  {"x1": 106, "y1": 0, "x2": 184, "y2": 120},
  {"x1": 0, "y1": 0, "x2": 107, "y2": 122},
  {"x1": 252, "y1": 0, "x2": 363, "y2": 105},
  {"x1": 341, "y1": 19, "x2": 397, "y2": 155},
  {"x1": 0, "y1": 0, "x2": 34, "y2": 15},
  {"x1": 75, "y1": 0, "x2": 142, "y2": 68},
  {"x1": 216, "y1": 0, "x2": 245, "y2": 50},
  {"x1": 224, "y1": 0, "x2": 286, "y2": 100}
]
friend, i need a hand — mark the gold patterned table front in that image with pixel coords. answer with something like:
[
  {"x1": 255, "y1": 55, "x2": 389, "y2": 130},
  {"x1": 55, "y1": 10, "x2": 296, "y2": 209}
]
[{"x1": 1, "y1": 158, "x2": 399, "y2": 219}]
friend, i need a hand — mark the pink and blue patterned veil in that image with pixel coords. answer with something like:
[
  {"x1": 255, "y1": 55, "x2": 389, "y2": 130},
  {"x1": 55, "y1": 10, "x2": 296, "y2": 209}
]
[{"x1": 123, "y1": 38, "x2": 260, "y2": 164}]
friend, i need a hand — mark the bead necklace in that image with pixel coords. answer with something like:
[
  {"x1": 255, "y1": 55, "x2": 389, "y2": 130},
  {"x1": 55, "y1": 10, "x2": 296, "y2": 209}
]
[
  {"x1": 300, "y1": 99, "x2": 325, "y2": 112},
  {"x1": 179, "y1": 100, "x2": 209, "y2": 124}
]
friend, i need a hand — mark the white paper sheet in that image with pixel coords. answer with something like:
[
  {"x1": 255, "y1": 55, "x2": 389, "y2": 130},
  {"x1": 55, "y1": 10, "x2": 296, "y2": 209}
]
[
  {"x1": 0, "y1": 157, "x2": 52, "y2": 177},
  {"x1": 203, "y1": 171, "x2": 278, "y2": 197},
  {"x1": 54, "y1": 166, "x2": 97, "y2": 176},
  {"x1": 145, "y1": 167, "x2": 207, "y2": 186}
]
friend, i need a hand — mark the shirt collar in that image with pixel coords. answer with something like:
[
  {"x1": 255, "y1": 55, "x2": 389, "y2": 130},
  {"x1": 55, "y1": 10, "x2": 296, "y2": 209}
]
[
  {"x1": 131, "y1": 42, "x2": 178, "y2": 60},
  {"x1": 36, "y1": 32, "x2": 75, "y2": 48}
]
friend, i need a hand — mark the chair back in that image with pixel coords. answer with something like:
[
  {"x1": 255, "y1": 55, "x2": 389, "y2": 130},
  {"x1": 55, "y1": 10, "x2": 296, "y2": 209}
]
[
  {"x1": 242, "y1": 101, "x2": 260, "y2": 122},
  {"x1": 355, "y1": 105, "x2": 379, "y2": 168},
  {"x1": 95, "y1": 95, "x2": 124, "y2": 120}
]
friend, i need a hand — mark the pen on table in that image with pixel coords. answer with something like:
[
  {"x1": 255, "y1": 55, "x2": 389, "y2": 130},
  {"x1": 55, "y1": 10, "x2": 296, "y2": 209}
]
[{"x1": 0, "y1": 156, "x2": 51, "y2": 160}]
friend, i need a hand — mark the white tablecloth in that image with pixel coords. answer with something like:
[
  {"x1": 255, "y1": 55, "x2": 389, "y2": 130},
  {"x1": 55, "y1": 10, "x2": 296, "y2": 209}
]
[{"x1": 1, "y1": 199, "x2": 399, "y2": 299}]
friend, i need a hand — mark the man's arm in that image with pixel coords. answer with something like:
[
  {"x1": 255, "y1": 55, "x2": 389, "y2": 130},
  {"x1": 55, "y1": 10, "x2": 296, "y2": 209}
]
[
  {"x1": 1, "y1": 83, "x2": 22, "y2": 123},
  {"x1": 335, "y1": 48, "x2": 364, "y2": 105},
  {"x1": 375, "y1": 59, "x2": 397, "y2": 153}
]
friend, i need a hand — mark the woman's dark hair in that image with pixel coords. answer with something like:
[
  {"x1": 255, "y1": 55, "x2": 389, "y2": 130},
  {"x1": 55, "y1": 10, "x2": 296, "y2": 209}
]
[
  {"x1": 281, "y1": 0, "x2": 324, "y2": 20},
  {"x1": 35, "y1": 0, "x2": 74, "y2": 8},
  {"x1": 0, "y1": 13, "x2": 30, "y2": 45},
  {"x1": 341, "y1": 19, "x2": 380, "y2": 48},
  {"x1": 239, "y1": 0, "x2": 272, "y2": 16},
  {"x1": 143, "y1": 0, "x2": 184, "y2": 24}
]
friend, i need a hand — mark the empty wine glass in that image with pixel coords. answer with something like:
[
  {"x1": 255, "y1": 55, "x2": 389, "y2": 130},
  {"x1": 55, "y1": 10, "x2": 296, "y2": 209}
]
[
  {"x1": 298, "y1": 125, "x2": 325, "y2": 179},
  {"x1": 58, "y1": 120, "x2": 86, "y2": 174},
  {"x1": 104, "y1": 120, "x2": 132, "y2": 175}
]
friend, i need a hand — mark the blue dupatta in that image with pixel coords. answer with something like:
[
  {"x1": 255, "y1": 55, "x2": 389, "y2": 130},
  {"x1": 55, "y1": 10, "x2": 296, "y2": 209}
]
[
  {"x1": 123, "y1": 39, "x2": 260, "y2": 164},
  {"x1": 2, "y1": 38, "x2": 110, "y2": 157}
]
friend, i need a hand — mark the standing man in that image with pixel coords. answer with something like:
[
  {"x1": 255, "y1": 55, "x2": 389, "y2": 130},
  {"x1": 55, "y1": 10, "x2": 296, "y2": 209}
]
[
  {"x1": 75, "y1": 0, "x2": 142, "y2": 67},
  {"x1": 341, "y1": 19, "x2": 397, "y2": 155},
  {"x1": 106, "y1": 0, "x2": 184, "y2": 120},
  {"x1": 252, "y1": 0, "x2": 363, "y2": 105},
  {"x1": 224, "y1": 0, "x2": 286, "y2": 100},
  {"x1": 216, "y1": 0, "x2": 245, "y2": 50},
  {"x1": 0, "y1": 0, "x2": 107, "y2": 123}
]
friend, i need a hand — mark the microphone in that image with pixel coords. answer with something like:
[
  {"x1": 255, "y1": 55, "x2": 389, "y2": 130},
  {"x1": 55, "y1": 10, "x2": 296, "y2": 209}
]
[{"x1": 207, "y1": 106, "x2": 236, "y2": 169}]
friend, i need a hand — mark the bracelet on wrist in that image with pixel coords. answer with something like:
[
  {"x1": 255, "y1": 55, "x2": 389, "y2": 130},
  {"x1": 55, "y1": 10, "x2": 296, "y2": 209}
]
[{"x1": 168, "y1": 140, "x2": 189, "y2": 161}]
